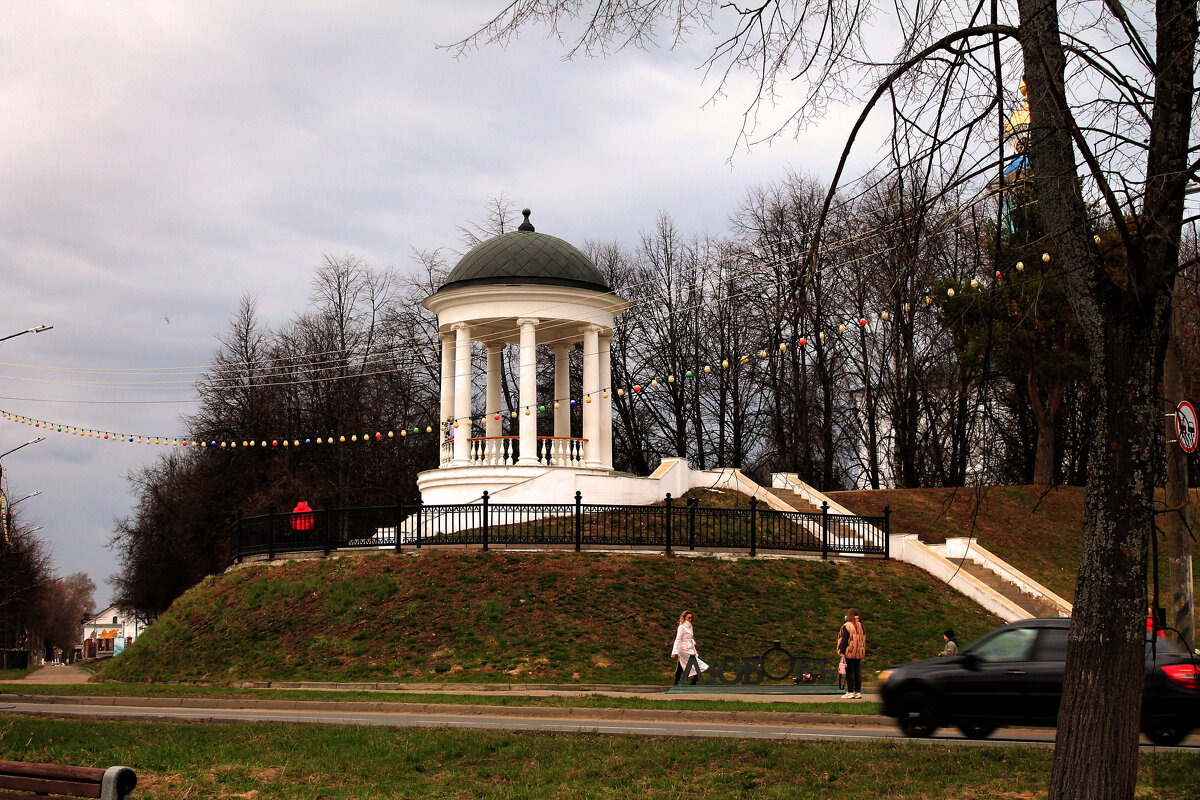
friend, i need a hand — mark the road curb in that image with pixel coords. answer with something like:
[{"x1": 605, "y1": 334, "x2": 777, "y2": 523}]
[{"x1": 0, "y1": 693, "x2": 890, "y2": 727}]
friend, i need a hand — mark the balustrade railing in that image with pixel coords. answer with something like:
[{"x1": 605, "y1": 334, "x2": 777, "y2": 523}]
[
  {"x1": 439, "y1": 436, "x2": 588, "y2": 467},
  {"x1": 231, "y1": 494, "x2": 891, "y2": 563}
]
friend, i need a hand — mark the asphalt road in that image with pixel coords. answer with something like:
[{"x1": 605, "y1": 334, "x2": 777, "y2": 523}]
[{"x1": 2, "y1": 699, "x2": 1197, "y2": 751}]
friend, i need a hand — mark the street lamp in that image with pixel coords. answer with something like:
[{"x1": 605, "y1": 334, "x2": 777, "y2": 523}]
[
  {"x1": 0, "y1": 438, "x2": 44, "y2": 484},
  {"x1": 0, "y1": 325, "x2": 52, "y2": 344},
  {"x1": 0, "y1": 438, "x2": 45, "y2": 460},
  {"x1": 9, "y1": 491, "x2": 41, "y2": 507}
]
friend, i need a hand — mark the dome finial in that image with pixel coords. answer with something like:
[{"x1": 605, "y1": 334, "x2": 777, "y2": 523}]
[{"x1": 518, "y1": 208, "x2": 534, "y2": 232}]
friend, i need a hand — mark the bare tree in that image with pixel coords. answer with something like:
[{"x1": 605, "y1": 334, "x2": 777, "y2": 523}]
[
  {"x1": 38, "y1": 573, "x2": 96, "y2": 659},
  {"x1": 588, "y1": 239, "x2": 656, "y2": 473},
  {"x1": 0, "y1": 514, "x2": 52, "y2": 657},
  {"x1": 457, "y1": 2, "x2": 1200, "y2": 796},
  {"x1": 636, "y1": 213, "x2": 705, "y2": 461},
  {"x1": 700, "y1": 241, "x2": 766, "y2": 470}
]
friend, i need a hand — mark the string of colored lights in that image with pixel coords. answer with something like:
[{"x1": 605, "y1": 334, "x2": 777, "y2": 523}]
[{"x1": 0, "y1": 178, "x2": 1124, "y2": 443}]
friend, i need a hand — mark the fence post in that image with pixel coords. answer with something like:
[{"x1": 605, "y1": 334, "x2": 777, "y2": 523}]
[
  {"x1": 395, "y1": 494, "x2": 404, "y2": 552},
  {"x1": 321, "y1": 497, "x2": 331, "y2": 556},
  {"x1": 574, "y1": 490, "x2": 582, "y2": 552},
  {"x1": 416, "y1": 497, "x2": 423, "y2": 549},
  {"x1": 234, "y1": 509, "x2": 243, "y2": 564},
  {"x1": 481, "y1": 491, "x2": 490, "y2": 551},
  {"x1": 687, "y1": 497, "x2": 697, "y2": 551},
  {"x1": 749, "y1": 496, "x2": 757, "y2": 558},
  {"x1": 883, "y1": 505, "x2": 892, "y2": 559},
  {"x1": 821, "y1": 500, "x2": 829, "y2": 560},
  {"x1": 267, "y1": 503, "x2": 276, "y2": 561},
  {"x1": 664, "y1": 493, "x2": 673, "y2": 556}
]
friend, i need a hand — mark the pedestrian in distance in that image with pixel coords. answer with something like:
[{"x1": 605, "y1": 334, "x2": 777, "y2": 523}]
[
  {"x1": 671, "y1": 609, "x2": 708, "y2": 685},
  {"x1": 838, "y1": 608, "x2": 867, "y2": 699},
  {"x1": 938, "y1": 628, "x2": 959, "y2": 657}
]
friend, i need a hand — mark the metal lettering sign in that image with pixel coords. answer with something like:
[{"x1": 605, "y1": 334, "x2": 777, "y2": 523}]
[{"x1": 681, "y1": 641, "x2": 840, "y2": 687}]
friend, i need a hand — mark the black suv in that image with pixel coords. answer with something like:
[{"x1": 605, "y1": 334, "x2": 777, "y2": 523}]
[{"x1": 878, "y1": 618, "x2": 1199, "y2": 745}]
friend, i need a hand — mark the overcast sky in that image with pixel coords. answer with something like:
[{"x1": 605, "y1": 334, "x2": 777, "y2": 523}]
[{"x1": 0, "y1": 3, "x2": 891, "y2": 608}]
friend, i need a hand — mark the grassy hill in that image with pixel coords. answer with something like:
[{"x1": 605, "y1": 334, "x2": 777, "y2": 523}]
[
  {"x1": 831, "y1": 484, "x2": 1199, "y2": 604},
  {"x1": 831, "y1": 484, "x2": 1085, "y2": 601},
  {"x1": 98, "y1": 549, "x2": 1000, "y2": 685},
  {"x1": 98, "y1": 483, "x2": 1198, "y2": 686}
]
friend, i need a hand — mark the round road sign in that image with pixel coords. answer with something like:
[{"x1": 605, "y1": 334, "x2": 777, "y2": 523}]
[{"x1": 1176, "y1": 400, "x2": 1198, "y2": 453}]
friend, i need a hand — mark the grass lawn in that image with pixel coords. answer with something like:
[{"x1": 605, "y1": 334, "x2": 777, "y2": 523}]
[{"x1": 0, "y1": 716, "x2": 1193, "y2": 799}]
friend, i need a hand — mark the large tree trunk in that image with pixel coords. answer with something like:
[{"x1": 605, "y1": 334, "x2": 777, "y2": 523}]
[
  {"x1": 1019, "y1": 2, "x2": 1162, "y2": 798},
  {"x1": 1050, "y1": 322, "x2": 1161, "y2": 799},
  {"x1": 1029, "y1": 368, "x2": 1065, "y2": 486},
  {"x1": 1031, "y1": 418, "x2": 1055, "y2": 487},
  {"x1": 1019, "y1": 0, "x2": 1195, "y2": 796}
]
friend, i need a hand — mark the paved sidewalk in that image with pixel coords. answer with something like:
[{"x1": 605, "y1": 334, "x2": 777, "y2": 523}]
[
  {"x1": 0, "y1": 674, "x2": 887, "y2": 728},
  {"x1": 0, "y1": 669, "x2": 878, "y2": 705},
  {"x1": 0, "y1": 665, "x2": 93, "y2": 685},
  {"x1": 0, "y1": 692, "x2": 891, "y2": 729}
]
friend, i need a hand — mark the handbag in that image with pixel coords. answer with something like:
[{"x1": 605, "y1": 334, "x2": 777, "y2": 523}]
[{"x1": 838, "y1": 655, "x2": 847, "y2": 675}]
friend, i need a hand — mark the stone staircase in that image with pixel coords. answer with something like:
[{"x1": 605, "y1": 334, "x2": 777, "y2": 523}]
[
  {"x1": 766, "y1": 472, "x2": 1072, "y2": 622},
  {"x1": 952, "y1": 557, "x2": 1066, "y2": 618},
  {"x1": 764, "y1": 487, "x2": 823, "y2": 515}
]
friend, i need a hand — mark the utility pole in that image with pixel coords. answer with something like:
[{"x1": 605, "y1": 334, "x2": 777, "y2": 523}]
[{"x1": 1163, "y1": 292, "x2": 1195, "y2": 651}]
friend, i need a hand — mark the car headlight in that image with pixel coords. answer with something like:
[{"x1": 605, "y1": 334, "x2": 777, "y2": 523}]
[{"x1": 877, "y1": 669, "x2": 892, "y2": 683}]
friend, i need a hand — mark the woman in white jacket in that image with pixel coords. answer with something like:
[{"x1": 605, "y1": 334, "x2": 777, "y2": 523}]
[{"x1": 671, "y1": 609, "x2": 708, "y2": 684}]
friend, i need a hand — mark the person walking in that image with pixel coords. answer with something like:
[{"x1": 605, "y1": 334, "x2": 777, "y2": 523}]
[
  {"x1": 671, "y1": 610, "x2": 708, "y2": 685},
  {"x1": 938, "y1": 628, "x2": 959, "y2": 657},
  {"x1": 837, "y1": 608, "x2": 867, "y2": 699}
]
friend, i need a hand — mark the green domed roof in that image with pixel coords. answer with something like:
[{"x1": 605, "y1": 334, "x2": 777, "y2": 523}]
[{"x1": 437, "y1": 210, "x2": 610, "y2": 294}]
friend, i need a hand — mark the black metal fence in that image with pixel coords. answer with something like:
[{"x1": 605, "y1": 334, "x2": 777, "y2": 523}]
[{"x1": 230, "y1": 492, "x2": 891, "y2": 563}]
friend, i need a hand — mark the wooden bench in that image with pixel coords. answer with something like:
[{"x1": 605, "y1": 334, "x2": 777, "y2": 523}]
[{"x1": 0, "y1": 761, "x2": 135, "y2": 800}]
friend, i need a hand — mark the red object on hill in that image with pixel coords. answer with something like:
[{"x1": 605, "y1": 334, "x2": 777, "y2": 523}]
[{"x1": 291, "y1": 501, "x2": 314, "y2": 531}]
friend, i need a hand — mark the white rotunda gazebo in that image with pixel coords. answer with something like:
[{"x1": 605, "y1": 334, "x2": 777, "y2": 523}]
[{"x1": 417, "y1": 210, "x2": 630, "y2": 505}]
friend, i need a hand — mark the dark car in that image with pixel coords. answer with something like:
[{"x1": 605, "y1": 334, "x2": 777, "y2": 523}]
[{"x1": 878, "y1": 618, "x2": 1200, "y2": 745}]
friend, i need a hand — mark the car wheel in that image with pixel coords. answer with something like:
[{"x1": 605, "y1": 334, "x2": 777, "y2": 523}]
[
  {"x1": 1143, "y1": 720, "x2": 1190, "y2": 747},
  {"x1": 897, "y1": 690, "x2": 938, "y2": 738},
  {"x1": 956, "y1": 721, "x2": 997, "y2": 740}
]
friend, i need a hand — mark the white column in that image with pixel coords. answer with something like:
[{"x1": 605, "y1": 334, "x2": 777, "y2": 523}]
[
  {"x1": 452, "y1": 322, "x2": 472, "y2": 466},
  {"x1": 554, "y1": 345, "x2": 570, "y2": 440},
  {"x1": 582, "y1": 325, "x2": 601, "y2": 467},
  {"x1": 599, "y1": 331, "x2": 613, "y2": 470},
  {"x1": 485, "y1": 344, "x2": 502, "y2": 440},
  {"x1": 439, "y1": 333, "x2": 454, "y2": 425},
  {"x1": 517, "y1": 318, "x2": 540, "y2": 464}
]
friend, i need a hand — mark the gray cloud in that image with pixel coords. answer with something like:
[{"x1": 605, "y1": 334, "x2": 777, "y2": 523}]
[{"x1": 0, "y1": 2, "x2": 886, "y2": 606}]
